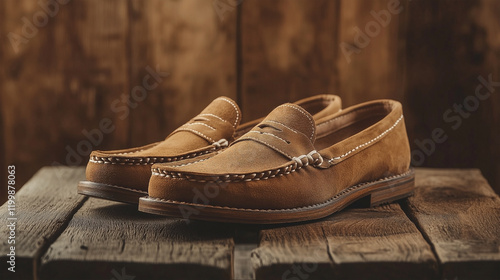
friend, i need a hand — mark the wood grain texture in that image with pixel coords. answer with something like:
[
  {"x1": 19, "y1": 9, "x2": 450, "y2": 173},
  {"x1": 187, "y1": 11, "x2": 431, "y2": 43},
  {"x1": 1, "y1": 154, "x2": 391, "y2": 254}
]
[
  {"x1": 478, "y1": 0, "x2": 500, "y2": 195},
  {"x1": 253, "y1": 203, "x2": 437, "y2": 280},
  {"x1": 337, "y1": 0, "x2": 407, "y2": 107},
  {"x1": 0, "y1": 0, "x2": 130, "y2": 203},
  {"x1": 404, "y1": 0, "x2": 500, "y2": 194},
  {"x1": 0, "y1": 166, "x2": 86, "y2": 280},
  {"x1": 40, "y1": 197, "x2": 234, "y2": 280},
  {"x1": 240, "y1": 0, "x2": 340, "y2": 121},
  {"x1": 0, "y1": 0, "x2": 7, "y2": 205},
  {"x1": 403, "y1": 169, "x2": 500, "y2": 280},
  {"x1": 127, "y1": 0, "x2": 238, "y2": 147}
]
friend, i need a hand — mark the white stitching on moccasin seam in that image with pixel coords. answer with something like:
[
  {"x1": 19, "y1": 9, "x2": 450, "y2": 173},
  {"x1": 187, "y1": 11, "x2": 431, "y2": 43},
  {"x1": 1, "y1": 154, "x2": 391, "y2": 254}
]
[
  {"x1": 292, "y1": 150, "x2": 323, "y2": 167},
  {"x1": 145, "y1": 170, "x2": 413, "y2": 212},
  {"x1": 265, "y1": 120, "x2": 300, "y2": 134},
  {"x1": 161, "y1": 154, "x2": 217, "y2": 168},
  {"x1": 218, "y1": 97, "x2": 240, "y2": 128},
  {"x1": 151, "y1": 160, "x2": 301, "y2": 183},
  {"x1": 151, "y1": 150, "x2": 324, "y2": 183},
  {"x1": 176, "y1": 128, "x2": 216, "y2": 143},
  {"x1": 281, "y1": 104, "x2": 315, "y2": 140},
  {"x1": 247, "y1": 131, "x2": 289, "y2": 144},
  {"x1": 198, "y1": 113, "x2": 231, "y2": 124},
  {"x1": 116, "y1": 149, "x2": 146, "y2": 155},
  {"x1": 328, "y1": 114, "x2": 404, "y2": 163},
  {"x1": 90, "y1": 148, "x2": 216, "y2": 165},
  {"x1": 188, "y1": 122, "x2": 216, "y2": 130}
]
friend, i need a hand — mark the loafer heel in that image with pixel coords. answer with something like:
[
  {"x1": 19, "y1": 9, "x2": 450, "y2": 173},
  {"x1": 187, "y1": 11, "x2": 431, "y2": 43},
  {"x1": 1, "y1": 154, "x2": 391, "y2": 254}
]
[
  {"x1": 368, "y1": 169, "x2": 415, "y2": 207},
  {"x1": 77, "y1": 181, "x2": 148, "y2": 204}
]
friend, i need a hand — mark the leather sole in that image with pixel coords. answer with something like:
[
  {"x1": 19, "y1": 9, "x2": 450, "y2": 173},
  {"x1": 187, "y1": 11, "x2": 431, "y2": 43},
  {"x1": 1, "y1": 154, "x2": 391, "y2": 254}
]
[
  {"x1": 77, "y1": 181, "x2": 147, "y2": 204},
  {"x1": 138, "y1": 169, "x2": 415, "y2": 224}
]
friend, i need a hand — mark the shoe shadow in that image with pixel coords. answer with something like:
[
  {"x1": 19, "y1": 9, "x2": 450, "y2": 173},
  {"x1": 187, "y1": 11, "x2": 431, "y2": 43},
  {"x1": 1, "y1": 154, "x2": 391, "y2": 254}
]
[
  {"x1": 90, "y1": 202, "x2": 156, "y2": 220},
  {"x1": 88, "y1": 201, "x2": 236, "y2": 241},
  {"x1": 84, "y1": 194, "x2": 391, "y2": 242}
]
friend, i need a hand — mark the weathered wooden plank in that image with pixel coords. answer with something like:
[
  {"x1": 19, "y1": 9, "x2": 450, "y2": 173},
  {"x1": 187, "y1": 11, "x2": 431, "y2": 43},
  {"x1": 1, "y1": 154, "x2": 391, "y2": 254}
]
[
  {"x1": 337, "y1": 0, "x2": 407, "y2": 107},
  {"x1": 240, "y1": 0, "x2": 339, "y2": 121},
  {"x1": 40, "y1": 198, "x2": 235, "y2": 280},
  {"x1": 0, "y1": 0, "x2": 130, "y2": 196},
  {"x1": 253, "y1": 203, "x2": 438, "y2": 280},
  {"x1": 127, "y1": 0, "x2": 238, "y2": 147},
  {"x1": 403, "y1": 168, "x2": 500, "y2": 280},
  {"x1": 0, "y1": 166, "x2": 86, "y2": 280}
]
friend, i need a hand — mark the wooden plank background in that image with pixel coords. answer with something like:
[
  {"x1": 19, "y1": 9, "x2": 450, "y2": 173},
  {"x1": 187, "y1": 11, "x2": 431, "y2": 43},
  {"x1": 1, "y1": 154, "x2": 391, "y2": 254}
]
[{"x1": 1, "y1": 0, "x2": 499, "y2": 203}]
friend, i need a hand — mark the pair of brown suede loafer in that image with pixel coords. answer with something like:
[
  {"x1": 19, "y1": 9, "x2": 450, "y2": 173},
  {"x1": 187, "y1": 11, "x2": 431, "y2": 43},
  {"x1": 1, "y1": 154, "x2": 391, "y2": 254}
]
[{"x1": 78, "y1": 95, "x2": 414, "y2": 224}]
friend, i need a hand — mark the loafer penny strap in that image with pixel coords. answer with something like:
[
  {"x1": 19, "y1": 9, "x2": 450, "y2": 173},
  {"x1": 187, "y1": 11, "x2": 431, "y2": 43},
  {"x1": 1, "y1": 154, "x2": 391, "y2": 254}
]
[
  {"x1": 169, "y1": 113, "x2": 236, "y2": 144},
  {"x1": 232, "y1": 120, "x2": 316, "y2": 160}
]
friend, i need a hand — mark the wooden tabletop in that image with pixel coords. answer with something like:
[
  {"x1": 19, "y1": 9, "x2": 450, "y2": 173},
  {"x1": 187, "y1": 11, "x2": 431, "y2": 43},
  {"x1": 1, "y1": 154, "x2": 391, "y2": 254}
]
[{"x1": 1, "y1": 167, "x2": 499, "y2": 280}]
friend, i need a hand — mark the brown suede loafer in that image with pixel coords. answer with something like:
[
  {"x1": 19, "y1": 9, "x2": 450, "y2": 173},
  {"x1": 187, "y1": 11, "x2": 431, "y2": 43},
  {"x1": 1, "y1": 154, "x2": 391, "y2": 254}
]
[
  {"x1": 139, "y1": 99, "x2": 414, "y2": 223},
  {"x1": 78, "y1": 95, "x2": 341, "y2": 204}
]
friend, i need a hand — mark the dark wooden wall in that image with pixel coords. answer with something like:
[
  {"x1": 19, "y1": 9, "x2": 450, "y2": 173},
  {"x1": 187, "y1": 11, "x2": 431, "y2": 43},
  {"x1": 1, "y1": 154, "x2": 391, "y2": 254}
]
[{"x1": 1, "y1": 0, "x2": 499, "y2": 204}]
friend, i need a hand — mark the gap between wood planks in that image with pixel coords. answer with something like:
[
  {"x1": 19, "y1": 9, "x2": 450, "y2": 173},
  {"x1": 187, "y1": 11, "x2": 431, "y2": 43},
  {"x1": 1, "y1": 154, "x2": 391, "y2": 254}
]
[
  {"x1": 399, "y1": 199, "x2": 443, "y2": 278},
  {"x1": 233, "y1": 224, "x2": 262, "y2": 280}
]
